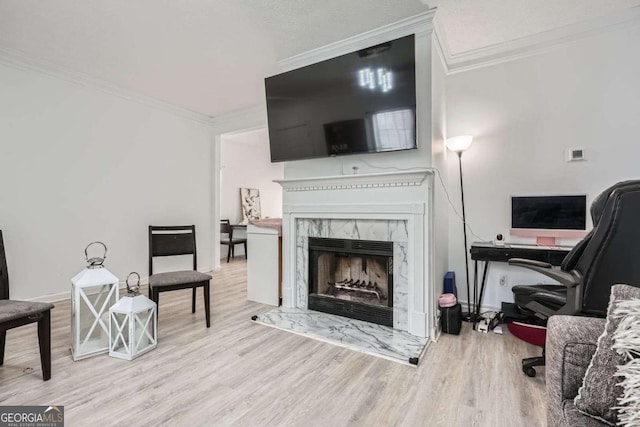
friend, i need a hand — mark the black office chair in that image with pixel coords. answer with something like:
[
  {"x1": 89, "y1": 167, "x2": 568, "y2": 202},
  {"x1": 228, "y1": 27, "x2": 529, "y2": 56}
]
[
  {"x1": 148, "y1": 225, "x2": 212, "y2": 328},
  {"x1": 0, "y1": 230, "x2": 54, "y2": 381},
  {"x1": 508, "y1": 180, "x2": 640, "y2": 376}
]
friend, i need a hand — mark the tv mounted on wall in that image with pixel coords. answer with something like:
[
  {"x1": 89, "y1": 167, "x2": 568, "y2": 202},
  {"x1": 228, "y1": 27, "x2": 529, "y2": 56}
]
[{"x1": 265, "y1": 35, "x2": 417, "y2": 162}]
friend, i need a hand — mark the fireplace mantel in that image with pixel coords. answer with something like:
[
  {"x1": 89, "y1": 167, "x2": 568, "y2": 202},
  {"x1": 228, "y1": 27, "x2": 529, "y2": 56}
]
[{"x1": 275, "y1": 169, "x2": 432, "y2": 192}]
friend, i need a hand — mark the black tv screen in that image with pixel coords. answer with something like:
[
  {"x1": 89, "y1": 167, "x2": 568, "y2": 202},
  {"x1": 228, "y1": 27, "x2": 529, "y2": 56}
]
[
  {"x1": 512, "y1": 195, "x2": 587, "y2": 230},
  {"x1": 265, "y1": 35, "x2": 417, "y2": 162}
]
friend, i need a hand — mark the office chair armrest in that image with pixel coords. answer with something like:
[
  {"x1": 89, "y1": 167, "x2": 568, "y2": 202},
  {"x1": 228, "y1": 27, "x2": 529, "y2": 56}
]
[
  {"x1": 508, "y1": 258, "x2": 552, "y2": 269},
  {"x1": 508, "y1": 258, "x2": 580, "y2": 287}
]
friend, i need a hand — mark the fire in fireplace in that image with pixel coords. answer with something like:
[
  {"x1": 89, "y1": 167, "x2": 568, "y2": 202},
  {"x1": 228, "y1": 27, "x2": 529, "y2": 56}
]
[{"x1": 308, "y1": 237, "x2": 393, "y2": 327}]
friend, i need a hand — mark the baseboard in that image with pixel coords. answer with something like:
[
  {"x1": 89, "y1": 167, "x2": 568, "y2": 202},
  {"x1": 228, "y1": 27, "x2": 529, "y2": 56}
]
[
  {"x1": 23, "y1": 266, "x2": 213, "y2": 303},
  {"x1": 457, "y1": 299, "x2": 502, "y2": 314}
]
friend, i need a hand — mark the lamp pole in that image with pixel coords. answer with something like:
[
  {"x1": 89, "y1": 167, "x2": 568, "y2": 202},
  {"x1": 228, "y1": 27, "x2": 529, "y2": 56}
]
[
  {"x1": 457, "y1": 151, "x2": 473, "y2": 322},
  {"x1": 445, "y1": 135, "x2": 475, "y2": 325}
]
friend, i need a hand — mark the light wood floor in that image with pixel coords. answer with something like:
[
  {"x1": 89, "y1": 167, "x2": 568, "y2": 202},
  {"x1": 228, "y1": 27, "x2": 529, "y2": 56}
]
[{"x1": 0, "y1": 259, "x2": 547, "y2": 426}]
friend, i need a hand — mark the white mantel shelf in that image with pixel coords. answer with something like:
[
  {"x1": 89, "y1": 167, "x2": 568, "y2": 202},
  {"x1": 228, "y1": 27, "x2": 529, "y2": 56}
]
[{"x1": 274, "y1": 169, "x2": 432, "y2": 192}]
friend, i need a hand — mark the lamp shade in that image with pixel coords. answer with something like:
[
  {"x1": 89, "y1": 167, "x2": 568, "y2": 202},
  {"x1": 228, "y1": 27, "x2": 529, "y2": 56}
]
[{"x1": 446, "y1": 135, "x2": 473, "y2": 153}]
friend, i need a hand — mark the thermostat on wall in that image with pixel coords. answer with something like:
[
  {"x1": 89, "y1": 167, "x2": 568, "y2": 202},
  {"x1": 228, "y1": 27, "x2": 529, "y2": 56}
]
[{"x1": 565, "y1": 148, "x2": 586, "y2": 162}]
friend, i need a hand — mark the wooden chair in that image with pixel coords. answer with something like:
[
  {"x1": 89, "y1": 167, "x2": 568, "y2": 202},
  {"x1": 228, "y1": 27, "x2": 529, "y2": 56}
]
[
  {"x1": 148, "y1": 225, "x2": 212, "y2": 328},
  {"x1": 0, "y1": 230, "x2": 54, "y2": 381},
  {"x1": 220, "y1": 219, "x2": 247, "y2": 263}
]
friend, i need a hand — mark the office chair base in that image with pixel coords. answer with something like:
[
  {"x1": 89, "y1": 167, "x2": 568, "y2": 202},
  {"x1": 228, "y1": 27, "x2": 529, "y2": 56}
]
[{"x1": 522, "y1": 354, "x2": 545, "y2": 377}]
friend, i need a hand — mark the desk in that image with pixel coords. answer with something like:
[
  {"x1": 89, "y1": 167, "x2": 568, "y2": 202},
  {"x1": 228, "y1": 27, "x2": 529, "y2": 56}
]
[{"x1": 469, "y1": 242, "x2": 572, "y2": 328}]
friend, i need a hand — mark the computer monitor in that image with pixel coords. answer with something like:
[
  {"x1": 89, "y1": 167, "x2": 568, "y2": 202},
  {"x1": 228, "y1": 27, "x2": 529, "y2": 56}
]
[{"x1": 510, "y1": 195, "x2": 588, "y2": 245}]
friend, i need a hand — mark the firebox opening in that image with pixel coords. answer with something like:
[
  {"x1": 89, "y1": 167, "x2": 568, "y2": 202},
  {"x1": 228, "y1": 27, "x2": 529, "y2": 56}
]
[
  {"x1": 316, "y1": 254, "x2": 390, "y2": 306},
  {"x1": 309, "y1": 237, "x2": 393, "y2": 327}
]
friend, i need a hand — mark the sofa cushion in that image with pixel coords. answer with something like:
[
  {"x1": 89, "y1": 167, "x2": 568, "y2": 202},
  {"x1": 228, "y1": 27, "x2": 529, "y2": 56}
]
[
  {"x1": 574, "y1": 284, "x2": 640, "y2": 425},
  {"x1": 562, "y1": 401, "x2": 609, "y2": 427},
  {"x1": 611, "y1": 298, "x2": 640, "y2": 426}
]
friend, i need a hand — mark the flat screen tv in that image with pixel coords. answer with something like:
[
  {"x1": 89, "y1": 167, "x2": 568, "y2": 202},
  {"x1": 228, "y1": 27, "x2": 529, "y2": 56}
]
[{"x1": 265, "y1": 35, "x2": 417, "y2": 162}]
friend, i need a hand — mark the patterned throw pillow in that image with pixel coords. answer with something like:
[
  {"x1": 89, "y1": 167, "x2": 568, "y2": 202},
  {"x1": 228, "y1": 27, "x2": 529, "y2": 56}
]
[
  {"x1": 612, "y1": 298, "x2": 640, "y2": 426},
  {"x1": 574, "y1": 284, "x2": 640, "y2": 425}
]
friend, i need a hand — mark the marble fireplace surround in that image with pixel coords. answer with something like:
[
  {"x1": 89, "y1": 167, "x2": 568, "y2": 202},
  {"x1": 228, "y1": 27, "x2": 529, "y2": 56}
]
[
  {"x1": 297, "y1": 218, "x2": 408, "y2": 330},
  {"x1": 281, "y1": 201, "x2": 429, "y2": 338}
]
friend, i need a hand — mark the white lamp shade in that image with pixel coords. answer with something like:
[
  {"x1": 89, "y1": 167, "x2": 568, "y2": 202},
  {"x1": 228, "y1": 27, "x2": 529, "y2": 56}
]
[{"x1": 446, "y1": 135, "x2": 473, "y2": 153}]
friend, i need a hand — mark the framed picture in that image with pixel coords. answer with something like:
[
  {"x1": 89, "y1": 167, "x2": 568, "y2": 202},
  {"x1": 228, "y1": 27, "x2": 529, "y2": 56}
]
[{"x1": 240, "y1": 188, "x2": 261, "y2": 224}]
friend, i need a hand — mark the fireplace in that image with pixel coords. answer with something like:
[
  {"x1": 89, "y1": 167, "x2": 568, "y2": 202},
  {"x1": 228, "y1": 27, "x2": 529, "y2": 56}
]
[{"x1": 308, "y1": 237, "x2": 393, "y2": 327}]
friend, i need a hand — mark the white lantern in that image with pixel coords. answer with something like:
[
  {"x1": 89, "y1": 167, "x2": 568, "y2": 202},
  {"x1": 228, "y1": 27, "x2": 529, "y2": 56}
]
[
  {"x1": 109, "y1": 272, "x2": 157, "y2": 360},
  {"x1": 71, "y1": 241, "x2": 120, "y2": 361}
]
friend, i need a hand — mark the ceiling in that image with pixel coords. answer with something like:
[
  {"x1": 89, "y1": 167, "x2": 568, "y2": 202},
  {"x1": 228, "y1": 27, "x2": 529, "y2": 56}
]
[{"x1": 0, "y1": 0, "x2": 639, "y2": 118}]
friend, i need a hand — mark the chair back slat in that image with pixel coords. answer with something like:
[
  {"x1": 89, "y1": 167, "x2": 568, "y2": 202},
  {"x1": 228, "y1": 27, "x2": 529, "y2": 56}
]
[
  {"x1": 0, "y1": 230, "x2": 8, "y2": 300},
  {"x1": 220, "y1": 220, "x2": 232, "y2": 238},
  {"x1": 149, "y1": 225, "x2": 197, "y2": 275}
]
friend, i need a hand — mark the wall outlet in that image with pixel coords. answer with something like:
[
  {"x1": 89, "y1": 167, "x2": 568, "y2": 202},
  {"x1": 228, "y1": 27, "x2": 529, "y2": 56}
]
[
  {"x1": 499, "y1": 275, "x2": 507, "y2": 287},
  {"x1": 342, "y1": 160, "x2": 367, "y2": 175}
]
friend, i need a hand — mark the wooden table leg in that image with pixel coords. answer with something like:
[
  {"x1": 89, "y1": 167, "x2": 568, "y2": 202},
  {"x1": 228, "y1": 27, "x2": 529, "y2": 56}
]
[{"x1": 37, "y1": 311, "x2": 51, "y2": 381}]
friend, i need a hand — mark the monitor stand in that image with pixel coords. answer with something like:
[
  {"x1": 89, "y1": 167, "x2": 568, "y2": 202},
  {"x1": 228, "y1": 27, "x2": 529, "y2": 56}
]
[
  {"x1": 510, "y1": 228, "x2": 588, "y2": 246},
  {"x1": 536, "y1": 236, "x2": 556, "y2": 246}
]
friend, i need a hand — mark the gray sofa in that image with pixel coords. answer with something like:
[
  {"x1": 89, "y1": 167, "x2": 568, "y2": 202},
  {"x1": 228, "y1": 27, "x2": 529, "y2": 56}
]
[{"x1": 546, "y1": 315, "x2": 607, "y2": 427}]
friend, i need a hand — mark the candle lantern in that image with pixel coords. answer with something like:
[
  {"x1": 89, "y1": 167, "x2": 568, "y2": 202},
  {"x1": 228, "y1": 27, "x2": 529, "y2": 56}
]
[
  {"x1": 109, "y1": 272, "x2": 157, "y2": 360},
  {"x1": 71, "y1": 241, "x2": 120, "y2": 361}
]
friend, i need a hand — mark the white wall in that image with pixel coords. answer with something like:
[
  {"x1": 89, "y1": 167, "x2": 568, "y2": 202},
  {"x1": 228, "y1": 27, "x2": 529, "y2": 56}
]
[
  {"x1": 446, "y1": 24, "x2": 640, "y2": 310},
  {"x1": 220, "y1": 128, "x2": 284, "y2": 223},
  {"x1": 0, "y1": 61, "x2": 213, "y2": 300},
  {"x1": 430, "y1": 39, "x2": 449, "y2": 330},
  {"x1": 220, "y1": 128, "x2": 283, "y2": 258}
]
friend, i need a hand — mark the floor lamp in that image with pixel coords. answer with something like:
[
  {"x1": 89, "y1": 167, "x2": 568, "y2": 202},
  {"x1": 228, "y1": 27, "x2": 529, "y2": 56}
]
[{"x1": 445, "y1": 135, "x2": 475, "y2": 322}]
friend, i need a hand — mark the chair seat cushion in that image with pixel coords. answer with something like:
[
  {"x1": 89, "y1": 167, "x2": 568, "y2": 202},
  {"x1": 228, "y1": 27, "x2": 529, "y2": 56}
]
[
  {"x1": 0, "y1": 300, "x2": 54, "y2": 323},
  {"x1": 220, "y1": 238, "x2": 247, "y2": 244},
  {"x1": 149, "y1": 270, "x2": 212, "y2": 288}
]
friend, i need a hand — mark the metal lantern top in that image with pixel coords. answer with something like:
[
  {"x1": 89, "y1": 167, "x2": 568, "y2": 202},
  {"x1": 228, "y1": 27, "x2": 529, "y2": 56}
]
[
  {"x1": 72, "y1": 241, "x2": 118, "y2": 288},
  {"x1": 85, "y1": 241, "x2": 107, "y2": 268},
  {"x1": 125, "y1": 272, "x2": 141, "y2": 296},
  {"x1": 110, "y1": 273, "x2": 156, "y2": 314},
  {"x1": 109, "y1": 293, "x2": 156, "y2": 314}
]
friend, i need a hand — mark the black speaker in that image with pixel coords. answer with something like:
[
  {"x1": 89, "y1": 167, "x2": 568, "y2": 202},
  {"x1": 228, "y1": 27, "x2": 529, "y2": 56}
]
[{"x1": 441, "y1": 303, "x2": 462, "y2": 335}]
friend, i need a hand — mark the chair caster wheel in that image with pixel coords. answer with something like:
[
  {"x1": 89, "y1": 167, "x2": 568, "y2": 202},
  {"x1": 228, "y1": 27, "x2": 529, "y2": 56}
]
[{"x1": 524, "y1": 367, "x2": 536, "y2": 377}]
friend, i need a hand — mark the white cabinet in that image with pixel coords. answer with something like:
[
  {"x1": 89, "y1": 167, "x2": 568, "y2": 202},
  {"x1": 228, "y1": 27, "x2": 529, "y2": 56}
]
[{"x1": 246, "y1": 223, "x2": 281, "y2": 305}]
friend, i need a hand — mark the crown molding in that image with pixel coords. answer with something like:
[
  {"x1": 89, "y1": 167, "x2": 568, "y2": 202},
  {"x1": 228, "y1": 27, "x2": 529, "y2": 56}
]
[
  {"x1": 0, "y1": 47, "x2": 214, "y2": 126},
  {"x1": 277, "y1": 9, "x2": 436, "y2": 73},
  {"x1": 439, "y1": 5, "x2": 640, "y2": 74},
  {"x1": 275, "y1": 6, "x2": 640, "y2": 78},
  {"x1": 210, "y1": 104, "x2": 267, "y2": 135}
]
